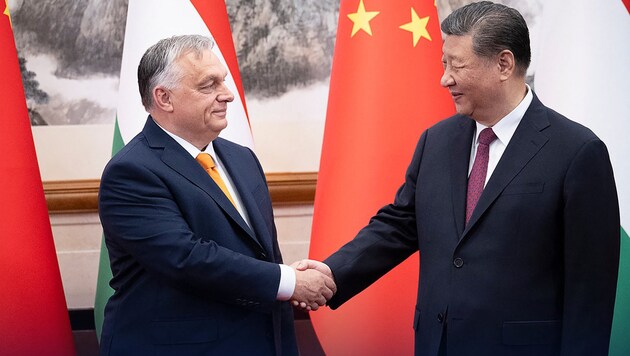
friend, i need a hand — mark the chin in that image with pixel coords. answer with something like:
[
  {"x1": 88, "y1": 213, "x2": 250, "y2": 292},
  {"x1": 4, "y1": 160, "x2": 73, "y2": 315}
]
[
  {"x1": 209, "y1": 118, "x2": 228, "y2": 131},
  {"x1": 454, "y1": 106, "x2": 469, "y2": 117}
]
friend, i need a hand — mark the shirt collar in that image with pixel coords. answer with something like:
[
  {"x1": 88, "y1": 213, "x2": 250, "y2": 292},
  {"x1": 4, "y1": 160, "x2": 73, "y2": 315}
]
[
  {"x1": 152, "y1": 118, "x2": 216, "y2": 158},
  {"x1": 474, "y1": 84, "x2": 533, "y2": 146}
]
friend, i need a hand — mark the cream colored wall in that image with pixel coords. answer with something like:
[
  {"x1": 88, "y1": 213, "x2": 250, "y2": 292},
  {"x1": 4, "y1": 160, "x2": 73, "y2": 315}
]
[
  {"x1": 51, "y1": 205, "x2": 314, "y2": 309},
  {"x1": 50, "y1": 213, "x2": 102, "y2": 309},
  {"x1": 33, "y1": 125, "x2": 114, "y2": 181},
  {"x1": 32, "y1": 90, "x2": 327, "y2": 181}
]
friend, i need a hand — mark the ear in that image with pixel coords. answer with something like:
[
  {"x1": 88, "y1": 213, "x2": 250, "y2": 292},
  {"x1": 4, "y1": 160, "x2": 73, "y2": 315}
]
[
  {"x1": 153, "y1": 87, "x2": 174, "y2": 113},
  {"x1": 497, "y1": 49, "x2": 515, "y2": 81}
]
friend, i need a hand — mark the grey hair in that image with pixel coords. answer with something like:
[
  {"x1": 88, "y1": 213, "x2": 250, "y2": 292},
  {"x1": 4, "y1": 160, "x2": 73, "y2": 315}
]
[
  {"x1": 441, "y1": 1, "x2": 531, "y2": 76},
  {"x1": 138, "y1": 35, "x2": 215, "y2": 110}
]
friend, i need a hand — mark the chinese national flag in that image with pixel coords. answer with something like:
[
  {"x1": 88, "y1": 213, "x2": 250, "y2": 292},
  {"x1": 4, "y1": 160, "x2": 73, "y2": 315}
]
[
  {"x1": 0, "y1": 3, "x2": 75, "y2": 354},
  {"x1": 309, "y1": 0, "x2": 454, "y2": 354}
]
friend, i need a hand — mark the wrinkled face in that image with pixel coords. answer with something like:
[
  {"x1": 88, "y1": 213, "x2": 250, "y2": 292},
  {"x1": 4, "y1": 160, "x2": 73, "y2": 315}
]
[
  {"x1": 168, "y1": 49, "x2": 234, "y2": 146},
  {"x1": 441, "y1": 35, "x2": 501, "y2": 124}
]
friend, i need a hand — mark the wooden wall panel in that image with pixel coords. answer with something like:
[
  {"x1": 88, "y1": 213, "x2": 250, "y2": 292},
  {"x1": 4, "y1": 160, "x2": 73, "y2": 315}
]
[{"x1": 44, "y1": 172, "x2": 317, "y2": 213}]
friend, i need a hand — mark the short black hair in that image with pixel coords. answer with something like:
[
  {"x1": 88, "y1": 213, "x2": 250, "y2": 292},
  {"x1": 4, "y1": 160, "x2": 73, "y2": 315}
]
[{"x1": 441, "y1": 1, "x2": 531, "y2": 75}]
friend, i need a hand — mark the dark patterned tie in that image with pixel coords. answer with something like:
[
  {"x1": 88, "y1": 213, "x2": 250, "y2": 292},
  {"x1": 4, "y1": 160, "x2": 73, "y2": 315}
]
[{"x1": 466, "y1": 128, "x2": 497, "y2": 225}]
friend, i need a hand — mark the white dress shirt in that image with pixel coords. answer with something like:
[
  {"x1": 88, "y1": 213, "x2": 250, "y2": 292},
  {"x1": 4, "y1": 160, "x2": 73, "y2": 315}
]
[
  {"x1": 468, "y1": 85, "x2": 534, "y2": 187},
  {"x1": 154, "y1": 121, "x2": 295, "y2": 301}
]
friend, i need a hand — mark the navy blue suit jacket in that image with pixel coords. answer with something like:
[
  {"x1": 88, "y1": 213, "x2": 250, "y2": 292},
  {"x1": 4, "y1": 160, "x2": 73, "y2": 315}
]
[
  {"x1": 325, "y1": 94, "x2": 620, "y2": 356},
  {"x1": 99, "y1": 117, "x2": 298, "y2": 355}
]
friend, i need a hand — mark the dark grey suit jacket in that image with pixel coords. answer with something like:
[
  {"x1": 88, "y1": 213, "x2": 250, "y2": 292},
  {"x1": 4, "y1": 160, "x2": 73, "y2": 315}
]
[{"x1": 326, "y1": 94, "x2": 620, "y2": 356}]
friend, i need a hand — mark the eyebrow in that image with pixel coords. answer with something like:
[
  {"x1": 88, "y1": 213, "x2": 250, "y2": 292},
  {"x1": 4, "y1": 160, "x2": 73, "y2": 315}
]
[{"x1": 198, "y1": 73, "x2": 226, "y2": 86}]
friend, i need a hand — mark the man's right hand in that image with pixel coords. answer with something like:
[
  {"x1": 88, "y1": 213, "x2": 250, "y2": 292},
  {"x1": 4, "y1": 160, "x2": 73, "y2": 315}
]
[{"x1": 290, "y1": 260, "x2": 336, "y2": 310}]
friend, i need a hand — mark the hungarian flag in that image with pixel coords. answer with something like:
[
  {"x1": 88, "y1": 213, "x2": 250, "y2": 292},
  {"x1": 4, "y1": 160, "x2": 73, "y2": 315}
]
[
  {"x1": 94, "y1": 0, "x2": 253, "y2": 340},
  {"x1": 534, "y1": 1, "x2": 630, "y2": 355},
  {"x1": 0, "y1": 2, "x2": 75, "y2": 354},
  {"x1": 308, "y1": 0, "x2": 454, "y2": 354}
]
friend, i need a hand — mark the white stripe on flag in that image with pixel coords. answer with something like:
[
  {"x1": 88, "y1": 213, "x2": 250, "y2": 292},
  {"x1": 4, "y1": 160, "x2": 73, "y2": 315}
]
[
  {"x1": 534, "y1": 0, "x2": 630, "y2": 226},
  {"x1": 117, "y1": 0, "x2": 253, "y2": 148}
]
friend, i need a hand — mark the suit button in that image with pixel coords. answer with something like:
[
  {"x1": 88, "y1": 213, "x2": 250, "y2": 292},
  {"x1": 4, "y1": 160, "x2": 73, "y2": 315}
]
[
  {"x1": 437, "y1": 313, "x2": 444, "y2": 323},
  {"x1": 453, "y1": 257, "x2": 464, "y2": 268}
]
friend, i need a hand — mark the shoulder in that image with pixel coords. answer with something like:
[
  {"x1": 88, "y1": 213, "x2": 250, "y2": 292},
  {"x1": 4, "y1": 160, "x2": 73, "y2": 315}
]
[
  {"x1": 214, "y1": 137, "x2": 258, "y2": 162},
  {"x1": 214, "y1": 137, "x2": 250, "y2": 153},
  {"x1": 101, "y1": 132, "x2": 155, "y2": 182},
  {"x1": 214, "y1": 137, "x2": 266, "y2": 176},
  {"x1": 430, "y1": 114, "x2": 470, "y2": 131},
  {"x1": 528, "y1": 93, "x2": 600, "y2": 144},
  {"x1": 545, "y1": 107, "x2": 599, "y2": 143},
  {"x1": 527, "y1": 102, "x2": 604, "y2": 161},
  {"x1": 108, "y1": 132, "x2": 148, "y2": 163},
  {"x1": 420, "y1": 114, "x2": 473, "y2": 142}
]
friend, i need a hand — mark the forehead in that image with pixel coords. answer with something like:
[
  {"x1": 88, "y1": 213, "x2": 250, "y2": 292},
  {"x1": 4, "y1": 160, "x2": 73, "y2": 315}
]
[
  {"x1": 442, "y1": 34, "x2": 474, "y2": 59},
  {"x1": 176, "y1": 49, "x2": 226, "y2": 77}
]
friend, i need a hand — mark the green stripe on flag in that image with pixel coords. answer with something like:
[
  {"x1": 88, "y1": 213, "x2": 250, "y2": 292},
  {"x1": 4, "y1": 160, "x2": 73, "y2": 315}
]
[
  {"x1": 110, "y1": 117, "x2": 125, "y2": 156},
  {"x1": 94, "y1": 239, "x2": 112, "y2": 342},
  {"x1": 94, "y1": 118, "x2": 125, "y2": 342},
  {"x1": 610, "y1": 227, "x2": 630, "y2": 356}
]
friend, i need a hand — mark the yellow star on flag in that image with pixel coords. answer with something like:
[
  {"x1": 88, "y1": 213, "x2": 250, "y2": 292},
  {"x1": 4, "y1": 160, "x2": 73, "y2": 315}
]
[
  {"x1": 399, "y1": 7, "x2": 431, "y2": 47},
  {"x1": 3, "y1": 0, "x2": 12, "y2": 28},
  {"x1": 348, "y1": 0, "x2": 380, "y2": 37}
]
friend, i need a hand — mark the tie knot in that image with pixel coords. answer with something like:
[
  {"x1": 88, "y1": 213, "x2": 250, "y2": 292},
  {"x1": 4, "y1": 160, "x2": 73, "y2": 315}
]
[
  {"x1": 478, "y1": 128, "x2": 497, "y2": 146},
  {"x1": 196, "y1": 153, "x2": 216, "y2": 170}
]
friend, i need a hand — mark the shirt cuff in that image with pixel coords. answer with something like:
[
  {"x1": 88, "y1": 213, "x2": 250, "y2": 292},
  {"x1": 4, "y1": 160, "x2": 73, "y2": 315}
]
[{"x1": 276, "y1": 264, "x2": 296, "y2": 301}]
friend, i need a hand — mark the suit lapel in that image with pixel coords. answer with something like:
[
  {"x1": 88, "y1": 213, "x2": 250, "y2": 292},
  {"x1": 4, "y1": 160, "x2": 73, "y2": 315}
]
[
  {"x1": 214, "y1": 139, "x2": 274, "y2": 258},
  {"x1": 450, "y1": 117, "x2": 476, "y2": 238},
  {"x1": 143, "y1": 118, "x2": 263, "y2": 251},
  {"x1": 461, "y1": 95, "x2": 550, "y2": 240}
]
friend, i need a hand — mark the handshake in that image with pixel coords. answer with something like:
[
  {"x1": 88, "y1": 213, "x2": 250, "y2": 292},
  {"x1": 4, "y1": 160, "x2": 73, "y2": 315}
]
[{"x1": 289, "y1": 259, "x2": 336, "y2": 311}]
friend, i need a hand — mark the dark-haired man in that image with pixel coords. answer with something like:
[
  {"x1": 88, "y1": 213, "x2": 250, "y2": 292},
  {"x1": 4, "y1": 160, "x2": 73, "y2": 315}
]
[{"x1": 297, "y1": 2, "x2": 619, "y2": 355}]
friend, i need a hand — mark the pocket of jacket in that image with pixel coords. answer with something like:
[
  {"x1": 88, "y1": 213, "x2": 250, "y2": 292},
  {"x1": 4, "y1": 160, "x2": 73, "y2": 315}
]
[
  {"x1": 502, "y1": 182, "x2": 545, "y2": 195},
  {"x1": 151, "y1": 318, "x2": 218, "y2": 345},
  {"x1": 502, "y1": 320, "x2": 561, "y2": 345}
]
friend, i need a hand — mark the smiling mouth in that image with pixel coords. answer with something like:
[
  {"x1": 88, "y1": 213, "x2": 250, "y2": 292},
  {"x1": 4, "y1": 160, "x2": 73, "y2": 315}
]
[{"x1": 213, "y1": 109, "x2": 228, "y2": 117}]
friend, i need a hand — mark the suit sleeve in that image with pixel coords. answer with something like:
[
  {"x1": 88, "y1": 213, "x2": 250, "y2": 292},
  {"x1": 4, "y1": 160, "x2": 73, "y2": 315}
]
[
  {"x1": 99, "y1": 157, "x2": 281, "y2": 308},
  {"x1": 325, "y1": 131, "x2": 427, "y2": 308},
  {"x1": 561, "y1": 138, "x2": 620, "y2": 355}
]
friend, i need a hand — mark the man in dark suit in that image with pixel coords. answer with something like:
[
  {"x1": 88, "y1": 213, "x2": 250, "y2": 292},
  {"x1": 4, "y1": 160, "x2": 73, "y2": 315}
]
[
  {"x1": 98, "y1": 35, "x2": 335, "y2": 355},
  {"x1": 296, "y1": 2, "x2": 620, "y2": 355}
]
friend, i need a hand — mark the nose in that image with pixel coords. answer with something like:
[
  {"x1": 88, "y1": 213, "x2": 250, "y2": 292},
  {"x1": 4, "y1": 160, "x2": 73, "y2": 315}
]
[
  {"x1": 217, "y1": 82, "x2": 235, "y2": 103},
  {"x1": 440, "y1": 68, "x2": 454, "y2": 88}
]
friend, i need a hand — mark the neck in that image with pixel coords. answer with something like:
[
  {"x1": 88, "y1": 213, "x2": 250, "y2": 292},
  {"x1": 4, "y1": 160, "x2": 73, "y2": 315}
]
[{"x1": 475, "y1": 82, "x2": 527, "y2": 127}]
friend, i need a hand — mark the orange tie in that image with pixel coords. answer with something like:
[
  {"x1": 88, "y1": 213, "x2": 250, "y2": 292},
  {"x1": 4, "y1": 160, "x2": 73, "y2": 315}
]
[{"x1": 196, "y1": 153, "x2": 236, "y2": 207}]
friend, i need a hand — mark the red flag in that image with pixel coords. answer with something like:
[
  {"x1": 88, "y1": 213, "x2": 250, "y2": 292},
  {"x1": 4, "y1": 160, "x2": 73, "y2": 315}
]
[
  {"x1": 0, "y1": 3, "x2": 75, "y2": 354},
  {"x1": 309, "y1": 0, "x2": 454, "y2": 354},
  {"x1": 190, "y1": 0, "x2": 250, "y2": 120}
]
